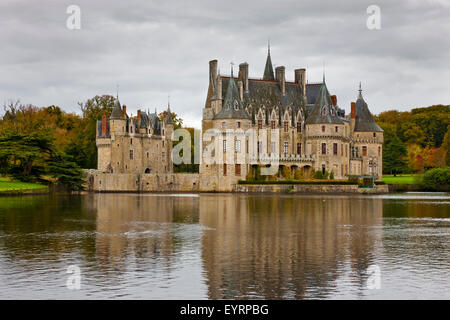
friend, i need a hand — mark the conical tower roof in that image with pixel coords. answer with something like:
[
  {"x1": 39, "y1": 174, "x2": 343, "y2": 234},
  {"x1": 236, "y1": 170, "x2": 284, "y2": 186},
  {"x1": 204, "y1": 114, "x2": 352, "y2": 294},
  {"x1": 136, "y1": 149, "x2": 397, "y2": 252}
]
[
  {"x1": 214, "y1": 68, "x2": 250, "y2": 120},
  {"x1": 354, "y1": 84, "x2": 383, "y2": 132},
  {"x1": 110, "y1": 98, "x2": 125, "y2": 119},
  {"x1": 263, "y1": 43, "x2": 275, "y2": 81},
  {"x1": 165, "y1": 99, "x2": 174, "y2": 125},
  {"x1": 305, "y1": 81, "x2": 343, "y2": 124}
]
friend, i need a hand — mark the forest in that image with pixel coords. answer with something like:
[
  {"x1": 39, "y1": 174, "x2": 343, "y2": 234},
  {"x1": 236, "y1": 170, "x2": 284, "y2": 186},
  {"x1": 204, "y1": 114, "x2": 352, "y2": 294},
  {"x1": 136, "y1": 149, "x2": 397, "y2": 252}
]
[{"x1": 0, "y1": 95, "x2": 448, "y2": 190}]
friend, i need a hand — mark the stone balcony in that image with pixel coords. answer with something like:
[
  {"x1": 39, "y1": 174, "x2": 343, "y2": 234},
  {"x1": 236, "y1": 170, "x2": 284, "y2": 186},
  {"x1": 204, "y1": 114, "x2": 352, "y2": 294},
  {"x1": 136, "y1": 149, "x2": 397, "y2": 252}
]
[{"x1": 248, "y1": 153, "x2": 315, "y2": 164}]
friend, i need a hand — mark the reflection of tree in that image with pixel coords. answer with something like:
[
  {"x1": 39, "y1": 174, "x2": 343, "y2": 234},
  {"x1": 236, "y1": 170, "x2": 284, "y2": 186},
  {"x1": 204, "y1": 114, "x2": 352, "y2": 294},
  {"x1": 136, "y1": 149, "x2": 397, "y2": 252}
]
[{"x1": 199, "y1": 194, "x2": 383, "y2": 299}]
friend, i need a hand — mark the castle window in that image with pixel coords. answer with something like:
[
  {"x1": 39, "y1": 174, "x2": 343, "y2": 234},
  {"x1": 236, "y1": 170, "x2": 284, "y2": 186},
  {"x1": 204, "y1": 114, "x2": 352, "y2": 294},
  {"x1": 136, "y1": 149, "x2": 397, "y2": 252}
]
[
  {"x1": 362, "y1": 146, "x2": 367, "y2": 156},
  {"x1": 235, "y1": 140, "x2": 241, "y2": 153},
  {"x1": 333, "y1": 143, "x2": 338, "y2": 155},
  {"x1": 223, "y1": 164, "x2": 227, "y2": 176},
  {"x1": 271, "y1": 121, "x2": 276, "y2": 129},
  {"x1": 322, "y1": 126, "x2": 325, "y2": 133},
  {"x1": 373, "y1": 132, "x2": 376, "y2": 137},
  {"x1": 335, "y1": 126, "x2": 338, "y2": 133},
  {"x1": 129, "y1": 150, "x2": 134, "y2": 160},
  {"x1": 284, "y1": 122, "x2": 288, "y2": 132},
  {"x1": 162, "y1": 141, "x2": 165, "y2": 147},
  {"x1": 284, "y1": 142, "x2": 288, "y2": 155},
  {"x1": 258, "y1": 120, "x2": 262, "y2": 129},
  {"x1": 271, "y1": 142, "x2": 276, "y2": 154},
  {"x1": 131, "y1": 127, "x2": 133, "y2": 133},
  {"x1": 147, "y1": 152, "x2": 149, "y2": 159},
  {"x1": 223, "y1": 140, "x2": 227, "y2": 153},
  {"x1": 258, "y1": 141, "x2": 262, "y2": 153},
  {"x1": 162, "y1": 129, "x2": 165, "y2": 136},
  {"x1": 297, "y1": 143, "x2": 301, "y2": 155},
  {"x1": 297, "y1": 122, "x2": 301, "y2": 133},
  {"x1": 322, "y1": 143, "x2": 326, "y2": 155},
  {"x1": 235, "y1": 164, "x2": 241, "y2": 176},
  {"x1": 378, "y1": 146, "x2": 381, "y2": 156},
  {"x1": 222, "y1": 122, "x2": 226, "y2": 129},
  {"x1": 130, "y1": 138, "x2": 133, "y2": 145},
  {"x1": 237, "y1": 121, "x2": 241, "y2": 129},
  {"x1": 162, "y1": 151, "x2": 165, "y2": 160}
]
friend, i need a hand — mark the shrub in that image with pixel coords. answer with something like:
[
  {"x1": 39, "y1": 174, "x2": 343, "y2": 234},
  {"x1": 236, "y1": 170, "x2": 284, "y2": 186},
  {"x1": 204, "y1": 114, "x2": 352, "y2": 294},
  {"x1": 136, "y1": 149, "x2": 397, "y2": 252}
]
[
  {"x1": 329, "y1": 171, "x2": 334, "y2": 180},
  {"x1": 282, "y1": 166, "x2": 291, "y2": 179},
  {"x1": 314, "y1": 170, "x2": 323, "y2": 179},
  {"x1": 294, "y1": 169, "x2": 304, "y2": 180},
  {"x1": 421, "y1": 168, "x2": 450, "y2": 191}
]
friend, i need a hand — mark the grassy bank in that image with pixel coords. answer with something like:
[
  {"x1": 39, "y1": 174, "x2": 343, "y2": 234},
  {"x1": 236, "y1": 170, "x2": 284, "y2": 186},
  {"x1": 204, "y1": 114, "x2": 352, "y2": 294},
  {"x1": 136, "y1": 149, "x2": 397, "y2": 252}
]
[
  {"x1": 382, "y1": 174, "x2": 420, "y2": 185},
  {"x1": 0, "y1": 177, "x2": 49, "y2": 194}
]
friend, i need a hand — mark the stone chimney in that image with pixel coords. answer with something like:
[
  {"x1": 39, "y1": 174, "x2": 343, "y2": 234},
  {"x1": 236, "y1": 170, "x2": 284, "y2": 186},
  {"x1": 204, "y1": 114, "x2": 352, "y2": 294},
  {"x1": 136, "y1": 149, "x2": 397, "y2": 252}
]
[
  {"x1": 209, "y1": 59, "x2": 218, "y2": 87},
  {"x1": 238, "y1": 80, "x2": 244, "y2": 101},
  {"x1": 295, "y1": 69, "x2": 306, "y2": 96},
  {"x1": 123, "y1": 105, "x2": 127, "y2": 117},
  {"x1": 239, "y1": 62, "x2": 249, "y2": 92},
  {"x1": 275, "y1": 66, "x2": 286, "y2": 96},
  {"x1": 351, "y1": 102, "x2": 356, "y2": 119},
  {"x1": 101, "y1": 114, "x2": 107, "y2": 135},
  {"x1": 137, "y1": 109, "x2": 141, "y2": 119},
  {"x1": 331, "y1": 95, "x2": 337, "y2": 106}
]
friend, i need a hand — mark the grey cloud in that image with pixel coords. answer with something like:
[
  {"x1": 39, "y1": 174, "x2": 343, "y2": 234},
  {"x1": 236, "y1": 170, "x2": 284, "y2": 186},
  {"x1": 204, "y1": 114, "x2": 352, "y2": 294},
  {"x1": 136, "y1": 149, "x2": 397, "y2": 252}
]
[{"x1": 0, "y1": 0, "x2": 449, "y2": 127}]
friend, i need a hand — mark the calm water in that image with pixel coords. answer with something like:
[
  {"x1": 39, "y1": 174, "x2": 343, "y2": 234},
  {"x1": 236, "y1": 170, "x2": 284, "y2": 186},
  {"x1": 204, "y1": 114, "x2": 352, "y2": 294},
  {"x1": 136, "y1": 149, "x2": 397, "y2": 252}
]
[{"x1": 0, "y1": 192, "x2": 449, "y2": 299}]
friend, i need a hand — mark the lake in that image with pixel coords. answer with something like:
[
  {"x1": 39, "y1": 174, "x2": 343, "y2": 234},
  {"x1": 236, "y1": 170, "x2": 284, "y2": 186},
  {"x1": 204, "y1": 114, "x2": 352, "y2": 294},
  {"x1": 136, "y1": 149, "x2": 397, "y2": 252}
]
[{"x1": 0, "y1": 192, "x2": 449, "y2": 299}]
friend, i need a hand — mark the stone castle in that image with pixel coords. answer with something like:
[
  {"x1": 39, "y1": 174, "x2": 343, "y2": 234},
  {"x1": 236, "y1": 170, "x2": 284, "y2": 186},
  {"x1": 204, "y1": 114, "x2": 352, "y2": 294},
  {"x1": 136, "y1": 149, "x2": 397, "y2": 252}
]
[{"x1": 92, "y1": 46, "x2": 384, "y2": 192}]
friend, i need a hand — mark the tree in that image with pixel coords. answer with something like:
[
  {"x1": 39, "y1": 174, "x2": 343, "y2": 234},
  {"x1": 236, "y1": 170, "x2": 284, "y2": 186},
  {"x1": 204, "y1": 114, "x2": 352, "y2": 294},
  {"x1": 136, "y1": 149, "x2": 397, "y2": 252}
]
[
  {"x1": 442, "y1": 125, "x2": 450, "y2": 167},
  {"x1": 74, "y1": 95, "x2": 116, "y2": 168},
  {"x1": 383, "y1": 135, "x2": 408, "y2": 176},
  {"x1": 0, "y1": 131, "x2": 84, "y2": 190}
]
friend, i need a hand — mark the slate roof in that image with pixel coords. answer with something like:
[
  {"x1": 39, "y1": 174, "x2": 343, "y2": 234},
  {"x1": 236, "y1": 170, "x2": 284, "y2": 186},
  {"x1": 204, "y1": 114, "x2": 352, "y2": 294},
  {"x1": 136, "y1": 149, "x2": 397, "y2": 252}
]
[
  {"x1": 305, "y1": 81, "x2": 344, "y2": 125},
  {"x1": 263, "y1": 47, "x2": 275, "y2": 81},
  {"x1": 214, "y1": 72, "x2": 251, "y2": 120},
  {"x1": 110, "y1": 99, "x2": 125, "y2": 119},
  {"x1": 305, "y1": 83, "x2": 322, "y2": 105},
  {"x1": 354, "y1": 91, "x2": 383, "y2": 132}
]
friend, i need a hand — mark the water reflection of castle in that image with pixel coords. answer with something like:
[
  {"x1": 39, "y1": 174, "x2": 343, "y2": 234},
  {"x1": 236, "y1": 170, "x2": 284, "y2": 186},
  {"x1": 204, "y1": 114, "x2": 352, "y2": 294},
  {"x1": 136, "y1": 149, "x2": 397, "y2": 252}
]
[{"x1": 92, "y1": 194, "x2": 382, "y2": 299}]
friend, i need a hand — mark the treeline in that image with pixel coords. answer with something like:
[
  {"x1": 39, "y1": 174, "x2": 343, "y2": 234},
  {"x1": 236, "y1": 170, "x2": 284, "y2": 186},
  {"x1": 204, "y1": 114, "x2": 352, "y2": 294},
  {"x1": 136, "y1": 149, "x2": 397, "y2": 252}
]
[
  {"x1": 0, "y1": 95, "x2": 184, "y2": 189},
  {"x1": 1, "y1": 97, "x2": 448, "y2": 186},
  {"x1": 374, "y1": 105, "x2": 450, "y2": 174}
]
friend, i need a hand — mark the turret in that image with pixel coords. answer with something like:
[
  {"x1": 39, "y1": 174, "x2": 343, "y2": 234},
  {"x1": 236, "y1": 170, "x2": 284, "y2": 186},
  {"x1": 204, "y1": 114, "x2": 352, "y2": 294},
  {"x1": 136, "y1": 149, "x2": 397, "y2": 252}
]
[{"x1": 110, "y1": 98, "x2": 126, "y2": 134}]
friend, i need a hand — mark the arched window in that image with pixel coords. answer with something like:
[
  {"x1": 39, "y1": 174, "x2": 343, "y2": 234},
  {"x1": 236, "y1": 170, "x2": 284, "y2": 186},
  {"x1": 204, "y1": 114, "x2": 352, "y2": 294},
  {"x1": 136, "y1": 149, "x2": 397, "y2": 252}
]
[{"x1": 145, "y1": 168, "x2": 151, "y2": 174}]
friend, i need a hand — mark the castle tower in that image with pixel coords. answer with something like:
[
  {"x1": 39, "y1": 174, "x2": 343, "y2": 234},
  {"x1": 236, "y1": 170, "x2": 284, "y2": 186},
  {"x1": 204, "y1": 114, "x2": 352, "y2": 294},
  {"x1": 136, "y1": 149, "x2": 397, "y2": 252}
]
[
  {"x1": 351, "y1": 84, "x2": 384, "y2": 180},
  {"x1": 304, "y1": 80, "x2": 350, "y2": 179}
]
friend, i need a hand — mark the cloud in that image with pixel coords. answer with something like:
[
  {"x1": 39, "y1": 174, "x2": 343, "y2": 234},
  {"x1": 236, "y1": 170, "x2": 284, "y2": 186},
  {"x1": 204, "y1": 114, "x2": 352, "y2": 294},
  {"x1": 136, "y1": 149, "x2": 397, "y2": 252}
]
[{"x1": 0, "y1": 0, "x2": 449, "y2": 127}]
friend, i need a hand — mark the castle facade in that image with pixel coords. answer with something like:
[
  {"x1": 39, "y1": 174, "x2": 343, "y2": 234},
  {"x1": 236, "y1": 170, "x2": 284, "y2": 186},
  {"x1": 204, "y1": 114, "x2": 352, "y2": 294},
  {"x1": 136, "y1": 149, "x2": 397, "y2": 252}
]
[{"x1": 94, "y1": 47, "x2": 383, "y2": 192}]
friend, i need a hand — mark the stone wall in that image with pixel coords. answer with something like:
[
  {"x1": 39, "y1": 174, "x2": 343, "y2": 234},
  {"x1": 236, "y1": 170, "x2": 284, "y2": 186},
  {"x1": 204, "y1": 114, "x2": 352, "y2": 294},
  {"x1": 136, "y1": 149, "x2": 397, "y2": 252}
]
[
  {"x1": 85, "y1": 170, "x2": 199, "y2": 192},
  {"x1": 235, "y1": 183, "x2": 389, "y2": 194}
]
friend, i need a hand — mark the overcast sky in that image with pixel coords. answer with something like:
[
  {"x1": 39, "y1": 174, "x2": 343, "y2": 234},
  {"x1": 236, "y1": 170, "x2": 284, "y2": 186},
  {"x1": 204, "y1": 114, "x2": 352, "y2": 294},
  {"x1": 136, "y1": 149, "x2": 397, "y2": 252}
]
[{"x1": 0, "y1": 0, "x2": 449, "y2": 128}]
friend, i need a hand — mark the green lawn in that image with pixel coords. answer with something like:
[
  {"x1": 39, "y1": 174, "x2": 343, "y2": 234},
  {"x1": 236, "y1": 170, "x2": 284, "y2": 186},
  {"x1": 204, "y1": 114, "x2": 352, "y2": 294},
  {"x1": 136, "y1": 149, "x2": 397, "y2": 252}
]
[
  {"x1": 0, "y1": 177, "x2": 48, "y2": 193},
  {"x1": 382, "y1": 174, "x2": 420, "y2": 185}
]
